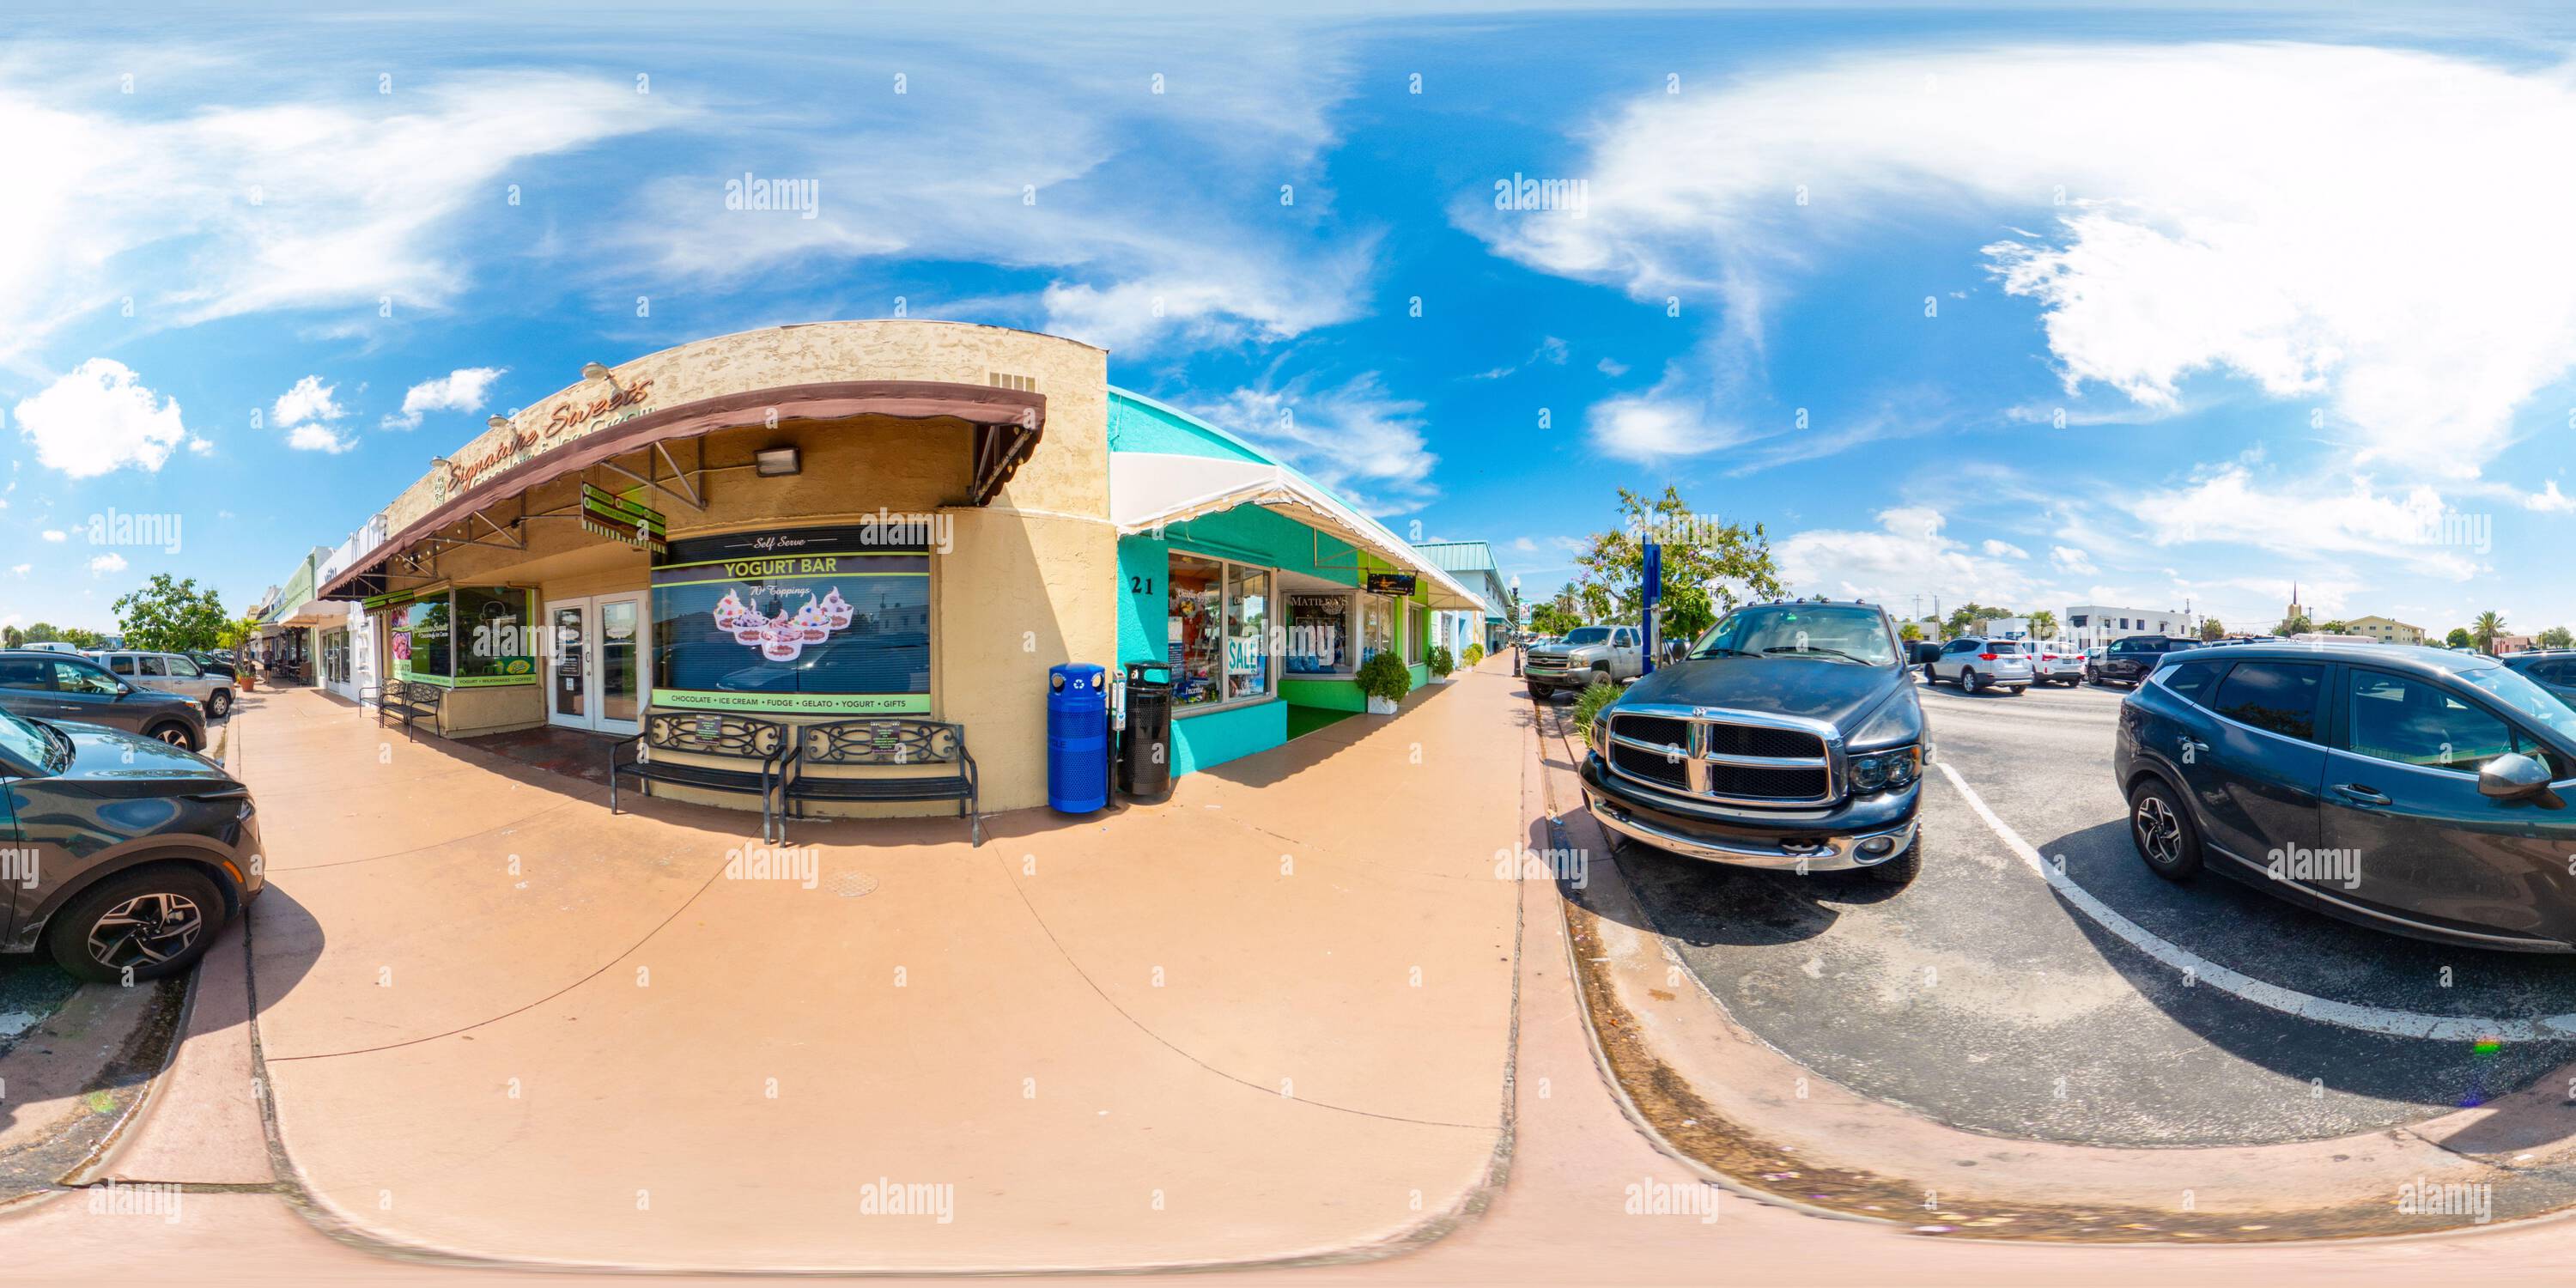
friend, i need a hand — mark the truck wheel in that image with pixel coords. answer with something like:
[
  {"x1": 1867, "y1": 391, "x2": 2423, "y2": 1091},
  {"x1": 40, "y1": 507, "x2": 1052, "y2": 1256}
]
[
  {"x1": 209, "y1": 689, "x2": 233, "y2": 718},
  {"x1": 1591, "y1": 666, "x2": 1612, "y2": 690}
]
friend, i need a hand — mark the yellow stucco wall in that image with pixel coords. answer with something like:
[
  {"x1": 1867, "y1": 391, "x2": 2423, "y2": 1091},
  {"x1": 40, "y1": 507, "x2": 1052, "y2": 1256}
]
[{"x1": 370, "y1": 320, "x2": 1115, "y2": 816}]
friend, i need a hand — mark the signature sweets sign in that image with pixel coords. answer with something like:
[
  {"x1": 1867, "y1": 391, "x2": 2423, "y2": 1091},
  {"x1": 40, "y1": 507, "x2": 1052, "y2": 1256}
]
[
  {"x1": 434, "y1": 379, "x2": 659, "y2": 505},
  {"x1": 651, "y1": 524, "x2": 933, "y2": 714}
]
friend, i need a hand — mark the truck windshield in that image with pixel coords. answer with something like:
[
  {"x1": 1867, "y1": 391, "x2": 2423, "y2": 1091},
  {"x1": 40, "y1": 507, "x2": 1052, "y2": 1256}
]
[
  {"x1": 1689, "y1": 605, "x2": 1897, "y2": 665},
  {"x1": 1559, "y1": 628, "x2": 1614, "y2": 645}
]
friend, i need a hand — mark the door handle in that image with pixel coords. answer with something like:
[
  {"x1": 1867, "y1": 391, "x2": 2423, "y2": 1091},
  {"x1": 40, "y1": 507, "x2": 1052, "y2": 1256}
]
[{"x1": 2334, "y1": 784, "x2": 2392, "y2": 806}]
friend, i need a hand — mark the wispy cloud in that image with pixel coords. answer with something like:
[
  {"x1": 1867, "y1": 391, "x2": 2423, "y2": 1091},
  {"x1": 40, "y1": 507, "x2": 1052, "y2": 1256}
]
[{"x1": 1188, "y1": 374, "x2": 1437, "y2": 515}]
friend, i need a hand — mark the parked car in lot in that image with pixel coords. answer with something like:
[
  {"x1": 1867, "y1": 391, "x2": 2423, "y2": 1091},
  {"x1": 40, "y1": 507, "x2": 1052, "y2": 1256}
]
[
  {"x1": 0, "y1": 651, "x2": 208, "y2": 750},
  {"x1": 1927, "y1": 636, "x2": 2032, "y2": 694},
  {"x1": 94, "y1": 650, "x2": 235, "y2": 719},
  {"x1": 1525, "y1": 625, "x2": 1645, "y2": 699},
  {"x1": 2030, "y1": 640, "x2": 2087, "y2": 685},
  {"x1": 2115, "y1": 642, "x2": 2576, "y2": 951},
  {"x1": 2087, "y1": 634, "x2": 2199, "y2": 687},
  {"x1": 2500, "y1": 650, "x2": 2576, "y2": 710},
  {"x1": 185, "y1": 650, "x2": 240, "y2": 683},
  {"x1": 1579, "y1": 598, "x2": 1926, "y2": 884},
  {"x1": 0, "y1": 703, "x2": 261, "y2": 981}
]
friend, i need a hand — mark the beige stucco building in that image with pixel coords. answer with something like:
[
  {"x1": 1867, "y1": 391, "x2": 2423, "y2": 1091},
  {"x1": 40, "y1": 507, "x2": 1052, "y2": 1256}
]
[
  {"x1": 305, "y1": 319, "x2": 1479, "y2": 821},
  {"x1": 2348, "y1": 615, "x2": 2427, "y2": 645}
]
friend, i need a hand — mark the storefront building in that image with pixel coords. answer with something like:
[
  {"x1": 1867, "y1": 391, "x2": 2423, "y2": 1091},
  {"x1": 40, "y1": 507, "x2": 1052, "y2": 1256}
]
[
  {"x1": 1412, "y1": 541, "x2": 1511, "y2": 657},
  {"x1": 304, "y1": 319, "x2": 1481, "y2": 817}
]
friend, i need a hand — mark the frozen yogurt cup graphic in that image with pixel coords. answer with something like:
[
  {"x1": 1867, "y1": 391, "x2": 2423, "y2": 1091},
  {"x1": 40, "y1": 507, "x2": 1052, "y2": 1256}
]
[
  {"x1": 714, "y1": 591, "x2": 746, "y2": 629},
  {"x1": 820, "y1": 587, "x2": 854, "y2": 630},
  {"x1": 732, "y1": 613, "x2": 768, "y2": 645},
  {"x1": 797, "y1": 603, "x2": 829, "y2": 642},
  {"x1": 761, "y1": 613, "x2": 804, "y2": 661}
]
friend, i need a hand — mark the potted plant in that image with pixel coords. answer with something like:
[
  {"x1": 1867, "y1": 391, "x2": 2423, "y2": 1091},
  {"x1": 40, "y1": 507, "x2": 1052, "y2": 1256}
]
[
  {"x1": 1427, "y1": 644, "x2": 1456, "y2": 683},
  {"x1": 1357, "y1": 651, "x2": 1412, "y2": 714}
]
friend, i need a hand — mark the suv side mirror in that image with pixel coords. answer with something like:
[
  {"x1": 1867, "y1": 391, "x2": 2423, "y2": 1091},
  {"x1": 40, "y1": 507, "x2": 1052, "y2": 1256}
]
[{"x1": 2480, "y1": 752, "x2": 2554, "y2": 801}]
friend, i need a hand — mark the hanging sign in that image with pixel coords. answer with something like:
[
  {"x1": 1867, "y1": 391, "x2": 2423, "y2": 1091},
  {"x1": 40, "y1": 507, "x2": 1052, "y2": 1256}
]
[
  {"x1": 1364, "y1": 572, "x2": 1418, "y2": 596},
  {"x1": 581, "y1": 483, "x2": 667, "y2": 553}
]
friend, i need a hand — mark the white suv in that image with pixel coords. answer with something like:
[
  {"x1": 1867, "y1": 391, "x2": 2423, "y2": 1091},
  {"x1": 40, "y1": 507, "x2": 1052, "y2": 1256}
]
[
  {"x1": 2030, "y1": 639, "x2": 2087, "y2": 685},
  {"x1": 1928, "y1": 637, "x2": 2032, "y2": 695},
  {"x1": 96, "y1": 650, "x2": 234, "y2": 719}
]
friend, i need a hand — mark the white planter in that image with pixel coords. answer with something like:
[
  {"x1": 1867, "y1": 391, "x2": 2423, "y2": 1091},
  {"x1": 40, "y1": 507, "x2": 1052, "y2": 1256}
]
[
  {"x1": 1366, "y1": 695, "x2": 1400, "y2": 715},
  {"x1": 1430, "y1": 673, "x2": 1455, "y2": 685}
]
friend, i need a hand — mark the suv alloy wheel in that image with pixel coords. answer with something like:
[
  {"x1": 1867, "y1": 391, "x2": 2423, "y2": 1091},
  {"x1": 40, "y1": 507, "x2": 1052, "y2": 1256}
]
[{"x1": 2127, "y1": 778, "x2": 2203, "y2": 880}]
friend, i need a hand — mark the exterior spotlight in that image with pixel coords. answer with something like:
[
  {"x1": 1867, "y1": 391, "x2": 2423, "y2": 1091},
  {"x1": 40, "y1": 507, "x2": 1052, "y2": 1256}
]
[
  {"x1": 756, "y1": 447, "x2": 801, "y2": 477},
  {"x1": 582, "y1": 361, "x2": 613, "y2": 382},
  {"x1": 487, "y1": 415, "x2": 510, "y2": 431}
]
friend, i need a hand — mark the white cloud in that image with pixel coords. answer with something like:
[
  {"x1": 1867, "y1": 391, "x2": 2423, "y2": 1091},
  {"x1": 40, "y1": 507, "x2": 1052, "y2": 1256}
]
[
  {"x1": 382, "y1": 366, "x2": 506, "y2": 431},
  {"x1": 2526, "y1": 480, "x2": 2576, "y2": 513},
  {"x1": 1481, "y1": 43, "x2": 2576, "y2": 482},
  {"x1": 2125, "y1": 463, "x2": 2479, "y2": 578},
  {"x1": 2050, "y1": 545, "x2": 2098, "y2": 574},
  {"x1": 87, "y1": 551, "x2": 126, "y2": 576},
  {"x1": 1587, "y1": 380, "x2": 1737, "y2": 463},
  {"x1": 270, "y1": 375, "x2": 345, "y2": 429},
  {"x1": 288, "y1": 423, "x2": 355, "y2": 453},
  {"x1": 0, "y1": 69, "x2": 684, "y2": 359},
  {"x1": 1596, "y1": 357, "x2": 1630, "y2": 377},
  {"x1": 1981, "y1": 539, "x2": 2029, "y2": 559},
  {"x1": 8, "y1": 564, "x2": 27, "y2": 576},
  {"x1": 1510, "y1": 537, "x2": 1540, "y2": 554},
  {"x1": 1776, "y1": 507, "x2": 2038, "y2": 607},
  {"x1": 40, "y1": 530, "x2": 64, "y2": 542},
  {"x1": 14, "y1": 360, "x2": 186, "y2": 477},
  {"x1": 1188, "y1": 375, "x2": 1437, "y2": 514}
]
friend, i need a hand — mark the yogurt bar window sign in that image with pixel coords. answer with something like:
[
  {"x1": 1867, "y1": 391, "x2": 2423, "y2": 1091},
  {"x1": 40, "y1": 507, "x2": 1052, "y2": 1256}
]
[
  {"x1": 713, "y1": 585, "x2": 856, "y2": 662},
  {"x1": 650, "y1": 524, "x2": 934, "y2": 715}
]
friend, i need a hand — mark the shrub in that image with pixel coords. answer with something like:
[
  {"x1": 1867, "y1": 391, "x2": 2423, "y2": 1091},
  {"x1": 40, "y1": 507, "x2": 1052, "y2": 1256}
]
[
  {"x1": 1427, "y1": 644, "x2": 1455, "y2": 677},
  {"x1": 1357, "y1": 650, "x2": 1414, "y2": 706},
  {"x1": 1570, "y1": 681, "x2": 1622, "y2": 743},
  {"x1": 1462, "y1": 643, "x2": 1485, "y2": 667}
]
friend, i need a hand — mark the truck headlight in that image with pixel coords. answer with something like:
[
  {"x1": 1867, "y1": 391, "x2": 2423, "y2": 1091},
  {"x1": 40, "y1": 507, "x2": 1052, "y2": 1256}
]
[{"x1": 1849, "y1": 747, "x2": 1921, "y2": 792}]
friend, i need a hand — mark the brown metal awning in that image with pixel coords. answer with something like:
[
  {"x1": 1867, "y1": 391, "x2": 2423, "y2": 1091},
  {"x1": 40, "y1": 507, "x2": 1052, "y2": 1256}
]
[{"x1": 319, "y1": 380, "x2": 1043, "y2": 601}]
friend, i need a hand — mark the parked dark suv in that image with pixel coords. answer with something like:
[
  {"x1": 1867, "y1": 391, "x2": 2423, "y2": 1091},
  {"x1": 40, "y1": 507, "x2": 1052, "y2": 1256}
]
[
  {"x1": 2087, "y1": 635, "x2": 2199, "y2": 687},
  {"x1": 2500, "y1": 650, "x2": 2576, "y2": 711},
  {"x1": 0, "y1": 650, "x2": 208, "y2": 750},
  {"x1": 1580, "y1": 598, "x2": 1926, "y2": 884},
  {"x1": 0, "y1": 704, "x2": 263, "y2": 981},
  {"x1": 2115, "y1": 642, "x2": 2576, "y2": 951}
]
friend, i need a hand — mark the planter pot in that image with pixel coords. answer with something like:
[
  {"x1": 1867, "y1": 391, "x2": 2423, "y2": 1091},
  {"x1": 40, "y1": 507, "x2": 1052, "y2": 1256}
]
[
  {"x1": 1366, "y1": 695, "x2": 1400, "y2": 715},
  {"x1": 1430, "y1": 674, "x2": 1455, "y2": 685}
]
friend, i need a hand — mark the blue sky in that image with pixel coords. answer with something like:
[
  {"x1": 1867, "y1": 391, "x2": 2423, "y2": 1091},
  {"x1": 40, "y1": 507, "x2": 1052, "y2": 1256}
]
[{"x1": 6, "y1": 3, "x2": 2575, "y2": 641}]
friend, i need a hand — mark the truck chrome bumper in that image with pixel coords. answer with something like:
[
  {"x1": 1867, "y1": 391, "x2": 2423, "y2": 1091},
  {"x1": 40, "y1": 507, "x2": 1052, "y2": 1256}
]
[{"x1": 1582, "y1": 782, "x2": 1918, "y2": 872}]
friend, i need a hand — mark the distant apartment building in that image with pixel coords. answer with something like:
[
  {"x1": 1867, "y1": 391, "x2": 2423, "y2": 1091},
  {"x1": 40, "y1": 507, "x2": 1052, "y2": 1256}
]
[
  {"x1": 1971, "y1": 617, "x2": 2033, "y2": 641},
  {"x1": 2347, "y1": 615, "x2": 2426, "y2": 646},
  {"x1": 2064, "y1": 605, "x2": 2196, "y2": 652}
]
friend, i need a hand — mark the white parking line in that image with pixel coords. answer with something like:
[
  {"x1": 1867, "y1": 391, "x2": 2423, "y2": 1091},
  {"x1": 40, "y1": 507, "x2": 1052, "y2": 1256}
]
[{"x1": 1935, "y1": 760, "x2": 2576, "y2": 1042}]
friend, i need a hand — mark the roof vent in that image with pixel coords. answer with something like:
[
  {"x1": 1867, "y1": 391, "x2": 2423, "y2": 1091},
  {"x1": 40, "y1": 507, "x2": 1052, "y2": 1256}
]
[{"x1": 987, "y1": 372, "x2": 1037, "y2": 393}]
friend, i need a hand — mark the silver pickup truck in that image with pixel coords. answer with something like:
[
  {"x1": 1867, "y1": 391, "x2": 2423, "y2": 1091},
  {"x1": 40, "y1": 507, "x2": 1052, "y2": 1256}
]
[{"x1": 1524, "y1": 625, "x2": 1645, "y2": 698}]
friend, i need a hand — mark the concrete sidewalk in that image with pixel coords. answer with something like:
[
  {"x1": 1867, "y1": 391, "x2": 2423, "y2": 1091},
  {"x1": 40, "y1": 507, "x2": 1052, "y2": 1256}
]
[{"x1": 222, "y1": 672, "x2": 1522, "y2": 1272}]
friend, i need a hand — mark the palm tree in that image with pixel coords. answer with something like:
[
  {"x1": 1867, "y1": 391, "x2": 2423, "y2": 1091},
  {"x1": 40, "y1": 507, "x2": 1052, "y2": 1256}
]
[
  {"x1": 2474, "y1": 611, "x2": 2507, "y2": 655},
  {"x1": 2026, "y1": 609, "x2": 2059, "y2": 641},
  {"x1": 1898, "y1": 621, "x2": 1924, "y2": 642}
]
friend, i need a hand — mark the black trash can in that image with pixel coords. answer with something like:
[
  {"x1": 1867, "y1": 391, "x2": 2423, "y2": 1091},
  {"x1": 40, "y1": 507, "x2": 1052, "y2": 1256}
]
[{"x1": 1120, "y1": 661, "x2": 1174, "y2": 799}]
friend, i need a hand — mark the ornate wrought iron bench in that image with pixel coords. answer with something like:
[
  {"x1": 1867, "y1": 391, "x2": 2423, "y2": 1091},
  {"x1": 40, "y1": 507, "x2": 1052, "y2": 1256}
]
[
  {"x1": 609, "y1": 713, "x2": 792, "y2": 842},
  {"x1": 781, "y1": 719, "x2": 979, "y2": 846},
  {"x1": 361, "y1": 680, "x2": 446, "y2": 738}
]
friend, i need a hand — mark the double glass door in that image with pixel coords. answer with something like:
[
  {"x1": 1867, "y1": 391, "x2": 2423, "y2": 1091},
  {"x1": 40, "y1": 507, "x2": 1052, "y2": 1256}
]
[{"x1": 546, "y1": 592, "x2": 647, "y2": 736}]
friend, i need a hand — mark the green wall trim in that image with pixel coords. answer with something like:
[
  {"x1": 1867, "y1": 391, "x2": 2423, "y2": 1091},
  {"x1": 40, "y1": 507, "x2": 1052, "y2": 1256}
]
[{"x1": 1279, "y1": 677, "x2": 1364, "y2": 712}]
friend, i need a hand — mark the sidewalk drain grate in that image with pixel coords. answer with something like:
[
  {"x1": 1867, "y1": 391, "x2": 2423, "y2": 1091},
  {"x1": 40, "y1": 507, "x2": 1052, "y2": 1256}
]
[{"x1": 830, "y1": 871, "x2": 879, "y2": 898}]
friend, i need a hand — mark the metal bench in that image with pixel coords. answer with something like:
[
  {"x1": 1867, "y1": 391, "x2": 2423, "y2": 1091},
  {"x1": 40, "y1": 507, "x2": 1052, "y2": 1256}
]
[
  {"x1": 362, "y1": 679, "x2": 446, "y2": 738},
  {"x1": 782, "y1": 719, "x2": 979, "y2": 846},
  {"x1": 609, "y1": 713, "x2": 791, "y2": 842}
]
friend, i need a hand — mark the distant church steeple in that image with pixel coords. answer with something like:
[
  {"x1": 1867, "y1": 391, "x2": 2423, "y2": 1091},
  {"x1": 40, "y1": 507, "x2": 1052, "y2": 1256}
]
[{"x1": 2287, "y1": 582, "x2": 2305, "y2": 622}]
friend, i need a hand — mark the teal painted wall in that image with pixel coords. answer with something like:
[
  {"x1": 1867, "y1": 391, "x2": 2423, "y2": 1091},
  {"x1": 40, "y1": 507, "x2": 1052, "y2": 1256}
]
[{"x1": 1172, "y1": 700, "x2": 1287, "y2": 775}]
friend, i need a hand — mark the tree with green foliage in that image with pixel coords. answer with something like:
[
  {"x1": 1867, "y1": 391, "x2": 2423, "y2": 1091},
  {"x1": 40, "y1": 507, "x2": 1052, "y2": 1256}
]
[
  {"x1": 2026, "y1": 609, "x2": 2059, "y2": 641},
  {"x1": 2473, "y1": 611, "x2": 2508, "y2": 656},
  {"x1": 1528, "y1": 598, "x2": 1582, "y2": 636},
  {"x1": 2276, "y1": 611, "x2": 2315, "y2": 636},
  {"x1": 2445, "y1": 626, "x2": 2475, "y2": 649},
  {"x1": 217, "y1": 612, "x2": 266, "y2": 652},
  {"x1": 2318, "y1": 619, "x2": 2353, "y2": 634},
  {"x1": 1570, "y1": 486, "x2": 1783, "y2": 645},
  {"x1": 1898, "y1": 621, "x2": 1924, "y2": 642},
  {"x1": 1943, "y1": 602, "x2": 2017, "y2": 638},
  {"x1": 112, "y1": 574, "x2": 228, "y2": 653},
  {"x1": 2538, "y1": 626, "x2": 2573, "y2": 650},
  {"x1": 0, "y1": 626, "x2": 19, "y2": 648},
  {"x1": 2200, "y1": 618, "x2": 2226, "y2": 641}
]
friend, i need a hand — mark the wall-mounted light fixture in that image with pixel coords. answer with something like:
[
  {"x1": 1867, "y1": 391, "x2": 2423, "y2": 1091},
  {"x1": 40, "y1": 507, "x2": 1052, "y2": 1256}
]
[
  {"x1": 486, "y1": 415, "x2": 510, "y2": 431},
  {"x1": 755, "y1": 447, "x2": 801, "y2": 477},
  {"x1": 581, "y1": 361, "x2": 613, "y2": 382}
]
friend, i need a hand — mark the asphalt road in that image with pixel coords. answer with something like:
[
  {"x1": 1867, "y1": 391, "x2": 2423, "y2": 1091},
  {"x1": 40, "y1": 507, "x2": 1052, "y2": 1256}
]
[{"x1": 1603, "y1": 672, "x2": 2576, "y2": 1149}]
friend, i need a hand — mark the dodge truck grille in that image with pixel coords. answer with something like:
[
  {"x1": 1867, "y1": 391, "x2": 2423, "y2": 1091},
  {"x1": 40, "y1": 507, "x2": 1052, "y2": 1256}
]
[{"x1": 1605, "y1": 708, "x2": 1838, "y2": 806}]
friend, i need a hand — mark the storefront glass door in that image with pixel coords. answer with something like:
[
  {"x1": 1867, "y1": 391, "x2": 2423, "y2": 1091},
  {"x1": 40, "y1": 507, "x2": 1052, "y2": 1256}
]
[{"x1": 547, "y1": 594, "x2": 647, "y2": 737}]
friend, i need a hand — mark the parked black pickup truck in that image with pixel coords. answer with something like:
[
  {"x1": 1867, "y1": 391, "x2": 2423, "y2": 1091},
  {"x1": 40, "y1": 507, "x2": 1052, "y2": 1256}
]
[{"x1": 1577, "y1": 598, "x2": 1928, "y2": 885}]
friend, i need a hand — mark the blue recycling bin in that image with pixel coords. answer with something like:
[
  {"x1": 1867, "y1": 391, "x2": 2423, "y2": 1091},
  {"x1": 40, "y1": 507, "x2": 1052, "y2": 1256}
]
[{"x1": 1047, "y1": 663, "x2": 1109, "y2": 813}]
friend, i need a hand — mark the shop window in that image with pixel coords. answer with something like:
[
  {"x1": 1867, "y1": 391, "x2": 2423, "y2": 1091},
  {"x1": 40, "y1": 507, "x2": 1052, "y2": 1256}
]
[
  {"x1": 396, "y1": 598, "x2": 452, "y2": 679},
  {"x1": 1407, "y1": 605, "x2": 1427, "y2": 665},
  {"x1": 1226, "y1": 565, "x2": 1272, "y2": 701},
  {"x1": 1286, "y1": 593, "x2": 1351, "y2": 674},
  {"x1": 1165, "y1": 551, "x2": 1281, "y2": 710},
  {"x1": 651, "y1": 525, "x2": 934, "y2": 714},
  {"x1": 1359, "y1": 596, "x2": 1394, "y2": 665},
  {"x1": 453, "y1": 587, "x2": 538, "y2": 684},
  {"x1": 1168, "y1": 554, "x2": 1225, "y2": 707}
]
